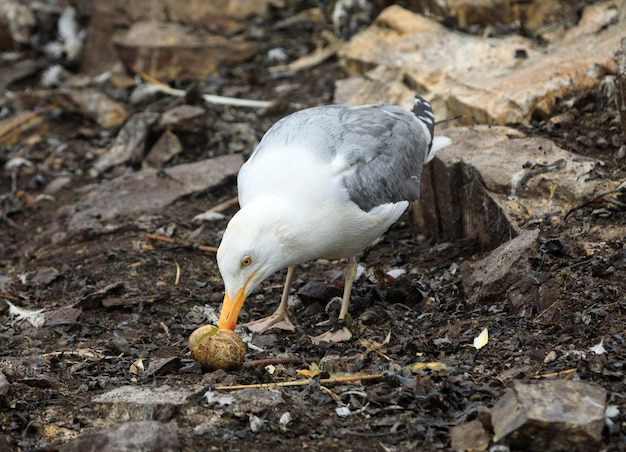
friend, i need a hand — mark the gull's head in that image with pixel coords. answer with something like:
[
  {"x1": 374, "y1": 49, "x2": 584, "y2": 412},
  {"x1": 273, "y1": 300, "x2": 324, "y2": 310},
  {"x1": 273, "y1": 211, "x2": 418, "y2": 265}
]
[{"x1": 216, "y1": 200, "x2": 290, "y2": 330}]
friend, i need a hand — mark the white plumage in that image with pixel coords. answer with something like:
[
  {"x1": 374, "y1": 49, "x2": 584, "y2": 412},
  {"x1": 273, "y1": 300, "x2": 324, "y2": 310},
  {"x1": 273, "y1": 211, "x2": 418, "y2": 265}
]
[{"x1": 217, "y1": 95, "x2": 450, "y2": 342}]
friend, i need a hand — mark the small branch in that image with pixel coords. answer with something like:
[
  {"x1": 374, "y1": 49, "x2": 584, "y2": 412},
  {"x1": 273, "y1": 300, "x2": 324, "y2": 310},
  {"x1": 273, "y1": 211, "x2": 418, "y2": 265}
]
[
  {"x1": 242, "y1": 357, "x2": 320, "y2": 368},
  {"x1": 174, "y1": 260, "x2": 181, "y2": 285},
  {"x1": 145, "y1": 233, "x2": 218, "y2": 253},
  {"x1": 534, "y1": 368, "x2": 577, "y2": 379},
  {"x1": 145, "y1": 233, "x2": 175, "y2": 244},
  {"x1": 139, "y1": 72, "x2": 273, "y2": 109},
  {"x1": 269, "y1": 37, "x2": 342, "y2": 75},
  {"x1": 207, "y1": 197, "x2": 239, "y2": 214},
  {"x1": 214, "y1": 373, "x2": 383, "y2": 390},
  {"x1": 563, "y1": 182, "x2": 626, "y2": 219},
  {"x1": 615, "y1": 37, "x2": 626, "y2": 143},
  {"x1": 197, "y1": 244, "x2": 219, "y2": 253}
]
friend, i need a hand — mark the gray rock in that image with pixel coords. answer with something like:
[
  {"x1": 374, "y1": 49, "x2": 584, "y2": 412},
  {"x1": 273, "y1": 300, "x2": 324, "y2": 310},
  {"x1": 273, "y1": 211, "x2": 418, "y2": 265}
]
[
  {"x1": 449, "y1": 419, "x2": 490, "y2": 452},
  {"x1": 93, "y1": 112, "x2": 160, "y2": 173},
  {"x1": 491, "y1": 380, "x2": 606, "y2": 451},
  {"x1": 297, "y1": 281, "x2": 342, "y2": 304},
  {"x1": 337, "y1": 3, "x2": 622, "y2": 125},
  {"x1": 0, "y1": 371, "x2": 9, "y2": 400},
  {"x1": 65, "y1": 154, "x2": 242, "y2": 234},
  {"x1": 413, "y1": 126, "x2": 604, "y2": 249},
  {"x1": 60, "y1": 420, "x2": 179, "y2": 452},
  {"x1": 92, "y1": 385, "x2": 203, "y2": 422},
  {"x1": 461, "y1": 229, "x2": 540, "y2": 305}
]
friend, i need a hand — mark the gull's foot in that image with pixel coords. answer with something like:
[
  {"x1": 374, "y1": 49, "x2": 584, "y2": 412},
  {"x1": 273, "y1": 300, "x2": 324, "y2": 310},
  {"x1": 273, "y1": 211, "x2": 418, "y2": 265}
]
[
  {"x1": 310, "y1": 327, "x2": 352, "y2": 345},
  {"x1": 245, "y1": 313, "x2": 296, "y2": 334}
]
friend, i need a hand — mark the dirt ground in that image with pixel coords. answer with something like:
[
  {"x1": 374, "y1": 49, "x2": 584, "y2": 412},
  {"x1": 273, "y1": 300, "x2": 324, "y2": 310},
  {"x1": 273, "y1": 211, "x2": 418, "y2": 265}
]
[{"x1": 1, "y1": 3, "x2": 626, "y2": 451}]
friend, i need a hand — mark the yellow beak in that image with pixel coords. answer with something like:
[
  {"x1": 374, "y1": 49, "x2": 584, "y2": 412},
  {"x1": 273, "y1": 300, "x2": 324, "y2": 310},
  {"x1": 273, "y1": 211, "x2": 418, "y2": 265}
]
[{"x1": 218, "y1": 287, "x2": 247, "y2": 331}]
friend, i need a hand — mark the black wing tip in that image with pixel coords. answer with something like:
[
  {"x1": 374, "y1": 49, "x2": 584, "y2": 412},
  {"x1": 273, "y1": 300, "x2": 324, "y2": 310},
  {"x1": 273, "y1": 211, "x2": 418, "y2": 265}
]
[{"x1": 411, "y1": 94, "x2": 435, "y2": 138}]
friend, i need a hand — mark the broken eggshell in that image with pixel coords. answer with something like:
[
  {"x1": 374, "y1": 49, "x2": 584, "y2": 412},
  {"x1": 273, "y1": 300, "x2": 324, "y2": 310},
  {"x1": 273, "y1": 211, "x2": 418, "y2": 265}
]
[{"x1": 188, "y1": 325, "x2": 246, "y2": 370}]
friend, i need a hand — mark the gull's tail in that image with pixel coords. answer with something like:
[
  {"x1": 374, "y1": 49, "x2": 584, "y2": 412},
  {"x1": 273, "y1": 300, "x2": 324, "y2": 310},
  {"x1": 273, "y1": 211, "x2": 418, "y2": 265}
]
[{"x1": 411, "y1": 94, "x2": 451, "y2": 164}]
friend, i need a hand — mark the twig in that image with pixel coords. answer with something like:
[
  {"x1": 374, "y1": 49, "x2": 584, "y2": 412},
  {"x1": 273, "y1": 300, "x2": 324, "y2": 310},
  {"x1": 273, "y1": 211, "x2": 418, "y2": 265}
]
[
  {"x1": 435, "y1": 114, "x2": 464, "y2": 125},
  {"x1": 269, "y1": 34, "x2": 343, "y2": 75},
  {"x1": 534, "y1": 298, "x2": 561, "y2": 320},
  {"x1": 615, "y1": 37, "x2": 626, "y2": 142},
  {"x1": 534, "y1": 368, "x2": 577, "y2": 379},
  {"x1": 139, "y1": 72, "x2": 273, "y2": 109},
  {"x1": 174, "y1": 260, "x2": 181, "y2": 285},
  {"x1": 563, "y1": 183, "x2": 626, "y2": 220},
  {"x1": 242, "y1": 357, "x2": 320, "y2": 367},
  {"x1": 145, "y1": 233, "x2": 218, "y2": 253},
  {"x1": 197, "y1": 244, "x2": 219, "y2": 253},
  {"x1": 214, "y1": 373, "x2": 383, "y2": 390},
  {"x1": 145, "y1": 233, "x2": 175, "y2": 244},
  {"x1": 207, "y1": 197, "x2": 239, "y2": 214}
]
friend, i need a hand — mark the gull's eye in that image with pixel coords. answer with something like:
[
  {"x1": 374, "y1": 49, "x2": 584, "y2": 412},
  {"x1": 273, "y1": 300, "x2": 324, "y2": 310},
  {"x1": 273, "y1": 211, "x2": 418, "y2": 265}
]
[{"x1": 241, "y1": 255, "x2": 253, "y2": 267}]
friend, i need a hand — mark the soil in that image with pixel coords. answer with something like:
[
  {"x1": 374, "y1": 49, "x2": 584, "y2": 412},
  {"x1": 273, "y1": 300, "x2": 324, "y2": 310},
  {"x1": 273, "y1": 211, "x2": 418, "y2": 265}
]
[{"x1": 1, "y1": 3, "x2": 626, "y2": 451}]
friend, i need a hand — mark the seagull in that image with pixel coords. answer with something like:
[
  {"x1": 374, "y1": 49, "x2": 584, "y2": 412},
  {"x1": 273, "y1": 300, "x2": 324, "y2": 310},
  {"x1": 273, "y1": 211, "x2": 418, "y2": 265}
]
[{"x1": 216, "y1": 94, "x2": 450, "y2": 343}]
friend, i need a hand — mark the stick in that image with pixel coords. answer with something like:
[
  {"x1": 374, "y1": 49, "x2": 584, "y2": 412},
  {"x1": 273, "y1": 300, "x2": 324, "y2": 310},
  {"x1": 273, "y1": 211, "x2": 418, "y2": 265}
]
[
  {"x1": 214, "y1": 373, "x2": 383, "y2": 390},
  {"x1": 139, "y1": 72, "x2": 273, "y2": 109},
  {"x1": 174, "y1": 260, "x2": 181, "y2": 285},
  {"x1": 534, "y1": 368, "x2": 577, "y2": 379},
  {"x1": 145, "y1": 233, "x2": 218, "y2": 253},
  {"x1": 563, "y1": 182, "x2": 626, "y2": 219},
  {"x1": 207, "y1": 196, "x2": 239, "y2": 214},
  {"x1": 269, "y1": 39, "x2": 342, "y2": 75},
  {"x1": 242, "y1": 357, "x2": 320, "y2": 367},
  {"x1": 615, "y1": 37, "x2": 626, "y2": 143},
  {"x1": 145, "y1": 233, "x2": 175, "y2": 244}
]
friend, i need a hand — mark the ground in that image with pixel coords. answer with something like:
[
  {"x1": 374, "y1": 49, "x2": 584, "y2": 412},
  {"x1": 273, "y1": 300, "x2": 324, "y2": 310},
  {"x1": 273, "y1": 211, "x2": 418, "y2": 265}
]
[{"x1": 1, "y1": 4, "x2": 626, "y2": 452}]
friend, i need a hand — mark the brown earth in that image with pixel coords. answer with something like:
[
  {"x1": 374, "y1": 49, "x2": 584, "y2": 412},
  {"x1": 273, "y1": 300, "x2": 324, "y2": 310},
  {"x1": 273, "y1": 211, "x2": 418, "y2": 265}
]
[{"x1": 1, "y1": 3, "x2": 625, "y2": 451}]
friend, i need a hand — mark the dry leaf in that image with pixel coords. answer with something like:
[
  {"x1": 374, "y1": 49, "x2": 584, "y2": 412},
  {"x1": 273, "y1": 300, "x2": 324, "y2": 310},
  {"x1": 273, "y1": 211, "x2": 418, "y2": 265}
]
[{"x1": 473, "y1": 328, "x2": 489, "y2": 350}]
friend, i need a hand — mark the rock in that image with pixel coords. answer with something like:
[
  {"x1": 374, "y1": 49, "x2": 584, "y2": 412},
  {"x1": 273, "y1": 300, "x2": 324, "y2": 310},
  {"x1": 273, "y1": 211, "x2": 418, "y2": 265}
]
[
  {"x1": 418, "y1": 0, "x2": 522, "y2": 27},
  {"x1": 507, "y1": 272, "x2": 561, "y2": 315},
  {"x1": 0, "y1": 59, "x2": 47, "y2": 92},
  {"x1": 449, "y1": 418, "x2": 490, "y2": 452},
  {"x1": 229, "y1": 388, "x2": 284, "y2": 417},
  {"x1": 28, "y1": 267, "x2": 61, "y2": 285},
  {"x1": 93, "y1": 112, "x2": 160, "y2": 173},
  {"x1": 337, "y1": 3, "x2": 623, "y2": 125},
  {"x1": 59, "y1": 421, "x2": 179, "y2": 452},
  {"x1": 58, "y1": 89, "x2": 129, "y2": 130},
  {"x1": 0, "y1": 371, "x2": 9, "y2": 400},
  {"x1": 43, "y1": 306, "x2": 82, "y2": 326},
  {"x1": 81, "y1": 0, "x2": 268, "y2": 75},
  {"x1": 0, "y1": 111, "x2": 45, "y2": 147},
  {"x1": 112, "y1": 21, "x2": 259, "y2": 81},
  {"x1": 413, "y1": 0, "x2": 580, "y2": 32},
  {"x1": 297, "y1": 281, "x2": 342, "y2": 304},
  {"x1": 145, "y1": 357, "x2": 183, "y2": 377},
  {"x1": 73, "y1": 282, "x2": 126, "y2": 309},
  {"x1": 461, "y1": 229, "x2": 540, "y2": 305},
  {"x1": 491, "y1": 380, "x2": 606, "y2": 451},
  {"x1": 318, "y1": 354, "x2": 363, "y2": 374},
  {"x1": 65, "y1": 154, "x2": 242, "y2": 234},
  {"x1": 413, "y1": 126, "x2": 605, "y2": 248},
  {"x1": 157, "y1": 105, "x2": 208, "y2": 134},
  {"x1": 143, "y1": 129, "x2": 183, "y2": 170},
  {"x1": 1, "y1": 355, "x2": 51, "y2": 381},
  {"x1": 0, "y1": 1, "x2": 35, "y2": 49},
  {"x1": 92, "y1": 385, "x2": 201, "y2": 422}
]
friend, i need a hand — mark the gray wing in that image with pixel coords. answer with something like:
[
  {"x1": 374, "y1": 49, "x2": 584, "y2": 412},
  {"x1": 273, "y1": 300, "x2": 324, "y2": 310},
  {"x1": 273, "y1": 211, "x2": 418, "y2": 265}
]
[{"x1": 243, "y1": 97, "x2": 434, "y2": 212}]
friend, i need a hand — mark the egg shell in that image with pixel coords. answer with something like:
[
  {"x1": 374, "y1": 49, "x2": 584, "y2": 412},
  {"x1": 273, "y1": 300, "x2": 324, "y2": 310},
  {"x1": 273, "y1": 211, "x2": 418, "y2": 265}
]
[{"x1": 188, "y1": 325, "x2": 246, "y2": 370}]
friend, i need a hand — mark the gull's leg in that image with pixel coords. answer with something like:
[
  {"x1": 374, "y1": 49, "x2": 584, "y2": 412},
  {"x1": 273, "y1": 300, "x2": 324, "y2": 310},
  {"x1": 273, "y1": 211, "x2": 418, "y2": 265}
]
[
  {"x1": 245, "y1": 265, "x2": 297, "y2": 333},
  {"x1": 310, "y1": 257, "x2": 356, "y2": 344},
  {"x1": 339, "y1": 256, "x2": 357, "y2": 320}
]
